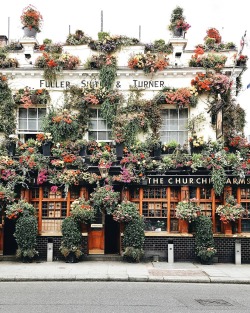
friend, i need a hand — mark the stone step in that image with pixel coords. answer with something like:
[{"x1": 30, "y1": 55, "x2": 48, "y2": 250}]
[
  {"x1": 85, "y1": 254, "x2": 123, "y2": 262},
  {"x1": 0, "y1": 255, "x2": 16, "y2": 261}
]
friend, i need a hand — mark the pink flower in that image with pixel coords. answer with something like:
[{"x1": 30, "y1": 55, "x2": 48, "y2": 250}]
[{"x1": 51, "y1": 185, "x2": 58, "y2": 192}]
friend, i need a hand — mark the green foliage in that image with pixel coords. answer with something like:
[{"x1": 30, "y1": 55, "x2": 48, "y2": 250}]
[
  {"x1": 123, "y1": 216, "x2": 145, "y2": 249},
  {"x1": 70, "y1": 197, "x2": 95, "y2": 224},
  {"x1": 211, "y1": 167, "x2": 227, "y2": 195},
  {"x1": 66, "y1": 30, "x2": 92, "y2": 45},
  {"x1": 6, "y1": 199, "x2": 36, "y2": 220},
  {"x1": 41, "y1": 109, "x2": 80, "y2": 142},
  {"x1": 0, "y1": 74, "x2": 16, "y2": 136},
  {"x1": 113, "y1": 200, "x2": 140, "y2": 223},
  {"x1": 14, "y1": 215, "x2": 38, "y2": 259},
  {"x1": 122, "y1": 247, "x2": 144, "y2": 263},
  {"x1": 195, "y1": 215, "x2": 216, "y2": 263},
  {"x1": 176, "y1": 200, "x2": 201, "y2": 222},
  {"x1": 90, "y1": 184, "x2": 120, "y2": 214},
  {"x1": 98, "y1": 32, "x2": 110, "y2": 41},
  {"x1": 113, "y1": 89, "x2": 159, "y2": 145},
  {"x1": 99, "y1": 64, "x2": 117, "y2": 90},
  {"x1": 59, "y1": 216, "x2": 83, "y2": 258}
]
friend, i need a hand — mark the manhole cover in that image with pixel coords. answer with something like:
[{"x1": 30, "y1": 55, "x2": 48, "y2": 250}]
[{"x1": 196, "y1": 299, "x2": 233, "y2": 306}]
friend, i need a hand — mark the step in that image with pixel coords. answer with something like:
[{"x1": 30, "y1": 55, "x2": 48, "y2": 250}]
[
  {"x1": 0, "y1": 255, "x2": 17, "y2": 261},
  {"x1": 85, "y1": 254, "x2": 123, "y2": 262}
]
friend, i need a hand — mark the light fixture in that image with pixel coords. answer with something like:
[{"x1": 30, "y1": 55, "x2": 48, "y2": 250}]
[{"x1": 98, "y1": 160, "x2": 111, "y2": 178}]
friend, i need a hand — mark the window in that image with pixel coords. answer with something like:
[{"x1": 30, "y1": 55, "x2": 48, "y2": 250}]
[
  {"x1": 30, "y1": 186, "x2": 87, "y2": 234},
  {"x1": 88, "y1": 108, "x2": 112, "y2": 142},
  {"x1": 238, "y1": 187, "x2": 250, "y2": 232},
  {"x1": 18, "y1": 108, "x2": 46, "y2": 133},
  {"x1": 160, "y1": 109, "x2": 188, "y2": 145},
  {"x1": 130, "y1": 187, "x2": 181, "y2": 232}
]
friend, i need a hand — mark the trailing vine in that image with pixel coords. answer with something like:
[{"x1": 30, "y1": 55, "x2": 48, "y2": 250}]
[
  {"x1": 0, "y1": 74, "x2": 16, "y2": 136},
  {"x1": 99, "y1": 64, "x2": 117, "y2": 90}
]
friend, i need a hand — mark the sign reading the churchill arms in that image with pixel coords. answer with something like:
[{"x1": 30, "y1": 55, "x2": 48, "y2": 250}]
[{"x1": 146, "y1": 175, "x2": 250, "y2": 186}]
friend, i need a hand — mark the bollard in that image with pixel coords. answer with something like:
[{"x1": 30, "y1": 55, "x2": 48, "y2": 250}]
[
  {"x1": 168, "y1": 239, "x2": 174, "y2": 263},
  {"x1": 235, "y1": 239, "x2": 241, "y2": 265},
  {"x1": 47, "y1": 238, "x2": 53, "y2": 262}
]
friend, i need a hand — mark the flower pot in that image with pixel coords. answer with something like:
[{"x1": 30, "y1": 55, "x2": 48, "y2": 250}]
[
  {"x1": 153, "y1": 143, "x2": 161, "y2": 159},
  {"x1": 223, "y1": 222, "x2": 232, "y2": 235},
  {"x1": 116, "y1": 142, "x2": 124, "y2": 160},
  {"x1": 79, "y1": 146, "x2": 86, "y2": 157},
  {"x1": 200, "y1": 258, "x2": 213, "y2": 265},
  {"x1": 6, "y1": 142, "x2": 16, "y2": 156},
  {"x1": 173, "y1": 27, "x2": 183, "y2": 37},
  {"x1": 23, "y1": 27, "x2": 37, "y2": 38},
  {"x1": 42, "y1": 142, "x2": 51, "y2": 156},
  {"x1": 66, "y1": 252, "x2": 78, "y2": 263},
  {"x1": 179, "y1": 219, "x2": 189, "y2": 233}
]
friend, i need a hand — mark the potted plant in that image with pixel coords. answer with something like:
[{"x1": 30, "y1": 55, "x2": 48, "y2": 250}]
[
  {"x1": 41, "y1": 109, "x2": 80, "y2": 143},
  {"x1": 216, "y1": 195, "x2": 246, "y2": 234},
  {"x1": 236, "y1": 55, "x2": 248, "y2": 66},
  {"x1": 176, "y1": 199, "x2": 201, "y2": 233},
  {"x1": 128, "y1": 52, "x2": 169, "y2": 74},
  {"x1": 168, "y1": 6, "x2": 191, "y2": 37},
  {"x1": 14, "y1": 215, "x2": 39, "y2": 262},
  {"x1": 5, "y1": 199, "x2": 36, "y2": 220},
  {"x1": 195, "y1": 215, "x2": 217, "y2": 264},
  {"x1": 20, "y1": 5, "x2": 43, "y2": 37},
  {"x1": 176, "y1": 199, "x2": 201, "y2": 223},
  {"x1": 90, "y1": 184, "x2": 120, "y2": 214},
  {"x1": 112, "y1": 200, "x2": 140, "y2": 223},
  {"x1": 0, "y1": 184, "x2": 15, "y2": 202},
  {"x1": 70, "y1": 197, "x2": 95, "y2": 224},
  {"x1": 162, "y1": 140, "x2": 178, "y2": 154},
  {"x1": 59, "y1": 216, "x2": 83, "y2": 263},
  {"x1": 6, "y1": 199, "x2": 38, "y2": 262},
  {"x1": 36, "y1": 133, "x2": 53, "y2": 156},
  {"x1": 5, "y1": 134, "x2": 19, "y2": 156},
  {"x1": 122, "y1": 216, "x2": 145, "y2": 263}
]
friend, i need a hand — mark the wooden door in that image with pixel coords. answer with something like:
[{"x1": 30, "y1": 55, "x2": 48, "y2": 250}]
[{"x1": 88, "y1": 228, "x2": 104, "y2": 254}]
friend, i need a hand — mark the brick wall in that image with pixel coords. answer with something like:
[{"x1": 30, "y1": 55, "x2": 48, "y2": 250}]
[
  {"x1": 37, "y1": 236, "x2": 88, "y2": 261},
  {"x1": 36, "y1": 235, "x2": 250, "y2": 263},
  {"x1": 142, "y1": 236, "x2": 250, "y2": 263}
]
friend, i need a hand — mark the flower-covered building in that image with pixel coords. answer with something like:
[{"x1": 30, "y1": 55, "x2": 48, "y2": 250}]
[{"x1": 0, "y1": 6, "x2": 249, "y2": 263}]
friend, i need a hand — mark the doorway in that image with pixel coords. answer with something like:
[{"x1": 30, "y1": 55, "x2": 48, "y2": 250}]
[
  {"x1": 3, "y1": 218, "x2": 17, "y2": 255},
  {"x1": 105, "y1": 214, "x2": 120, "y2": 254}
]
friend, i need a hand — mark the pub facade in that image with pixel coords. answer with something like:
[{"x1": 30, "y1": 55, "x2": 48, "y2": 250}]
[{"x1": 0, "y1": 23, "x2": 249, "y2": 263}]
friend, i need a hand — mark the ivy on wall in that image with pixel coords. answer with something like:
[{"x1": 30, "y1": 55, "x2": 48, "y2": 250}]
[{"x1": 0, "y1": 74, "x2": 16, "y2": 137}]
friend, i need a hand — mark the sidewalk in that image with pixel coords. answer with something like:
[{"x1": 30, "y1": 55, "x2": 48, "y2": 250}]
[{"x1": 0, "y1": 260, "x2": 250, "y2": 283}]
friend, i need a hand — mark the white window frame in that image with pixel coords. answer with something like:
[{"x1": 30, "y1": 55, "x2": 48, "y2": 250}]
[
  {"x1": 160, "y1": 108, "x2": 188, "y2": 145},
  {"x1": 88, "y1": 108, "x2": 112, "y2": 142}
]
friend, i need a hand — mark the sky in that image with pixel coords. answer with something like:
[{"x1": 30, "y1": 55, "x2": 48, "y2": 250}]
[{"x1": 0, "y1": 0, "x2": 250, "y2": 91}]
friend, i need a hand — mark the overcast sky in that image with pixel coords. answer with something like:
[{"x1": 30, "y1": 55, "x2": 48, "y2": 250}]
[{"x1": 1, "y1": 0, "x2": 249, "y2": 89}]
